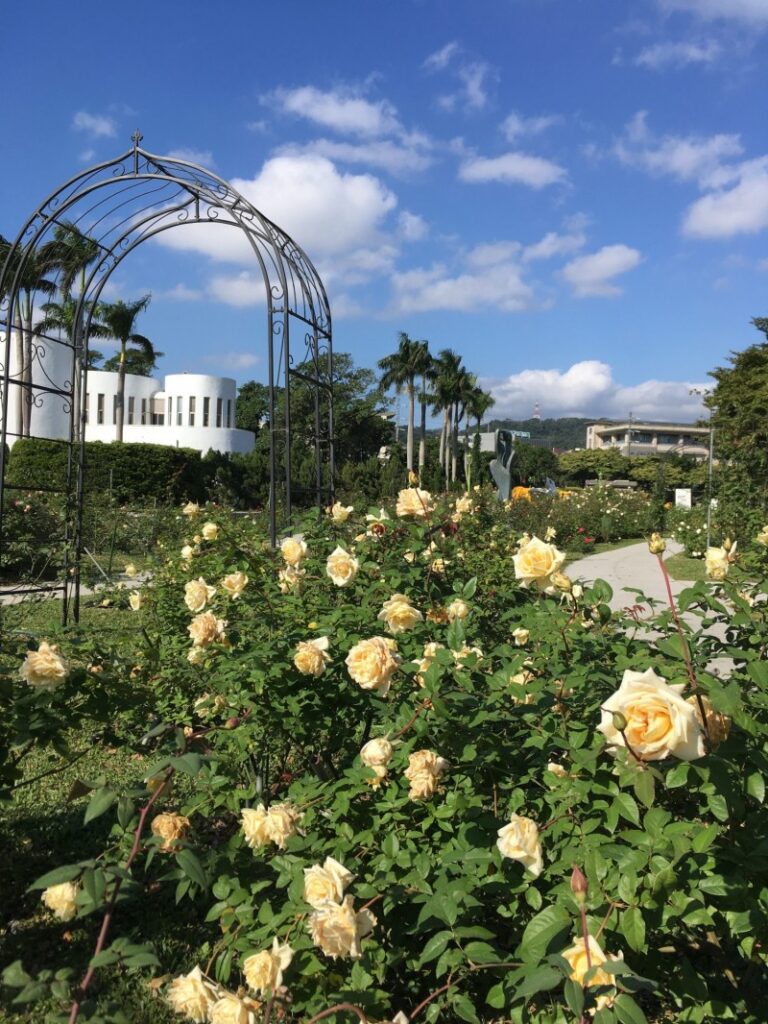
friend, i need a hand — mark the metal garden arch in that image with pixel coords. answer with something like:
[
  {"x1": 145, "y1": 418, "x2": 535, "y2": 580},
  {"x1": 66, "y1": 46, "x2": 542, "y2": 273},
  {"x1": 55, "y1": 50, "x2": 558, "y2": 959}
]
[{"x1": 0, "y1": 133, "x2": 335, "y2": 621}]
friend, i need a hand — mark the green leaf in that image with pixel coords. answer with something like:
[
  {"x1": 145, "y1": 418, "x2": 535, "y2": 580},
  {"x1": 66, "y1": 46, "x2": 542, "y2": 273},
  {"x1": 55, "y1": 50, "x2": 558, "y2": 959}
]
[
  {"x1": 463, "y1": 941, "x2": 500, "y2": 963},
  {"x1": 747, "y1": 772, "x2": 765, "y2": 803},
  {"x1": 563, "y1": 978, "x2": 585, "y2": 1016},
  {"x1": 634, "y1": 771, "x2": 655, "y2": 808},
  {"x1": 463, "y1": 577, "x2": 478, "y2": 600},
  {"x1": 665, "y1": 762, "x2": 690, "y2": 789},
  {"x1": 613, "y1": 792, "x2": 640, "y2": 825},
  {"x1": 517, "y1": 905, "x2": 571, "y2": 963},
  {"x1": 176, "y1": 849, "x2": 207, "y2": 890},
  {"x1": 485, "y1": 982, "x2": 506, "y2": 1009},
  {"x1": 420, "y1": 931, "x2": 452, "y2": 965},
  {"x1": 692, "y1": 822, "x2": 720, "y2": 853},
  {"x1": 28, "y1": 863, "x2": 81, "y2": 891},
  {"x1": 516, "y1": 965, "x2": 562, "y2": 998},
  {"x1": 84, "y1": 786, "x2": 116, "y2": 824},
  {"x1": 621, "y1": 907, "x2": 646, "y2": 953},
  {"x1": 452, "y1": 994, "x2": 480, "y2": 1023},
  {"x1": 2, "y1": 961, "x2": 32, "y2": 988},
  {"x1": 655, "y1": 635, "x2": 686, "y2": 659},
  {"x1": 614, "y1": 994, "x2": 649, "y2": 1024},
  {"x1": 382, "y1": 832, "x2": 400, "y2": 859}
]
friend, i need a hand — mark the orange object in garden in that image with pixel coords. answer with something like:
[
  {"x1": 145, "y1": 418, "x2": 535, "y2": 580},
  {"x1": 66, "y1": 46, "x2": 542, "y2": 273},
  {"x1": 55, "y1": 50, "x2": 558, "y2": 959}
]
[{"x1": 511, "y1": 486, "x2": 532, "y2": 501}]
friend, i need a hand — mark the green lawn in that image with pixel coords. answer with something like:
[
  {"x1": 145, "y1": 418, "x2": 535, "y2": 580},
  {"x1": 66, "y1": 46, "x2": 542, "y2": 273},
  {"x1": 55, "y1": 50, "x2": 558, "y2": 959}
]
[
  {"x1": 564, "y1": 536, "x2": 642, "y2": 565},
  {"x1": 663, "y1": 551, "x2": 707, "y2": 582}
]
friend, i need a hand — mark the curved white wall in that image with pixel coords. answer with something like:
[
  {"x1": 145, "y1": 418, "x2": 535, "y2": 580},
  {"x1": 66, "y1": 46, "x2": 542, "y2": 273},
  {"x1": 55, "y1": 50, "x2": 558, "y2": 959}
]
[{"x1": 84, "y1": 370, "x2": 161, "y2": 444}]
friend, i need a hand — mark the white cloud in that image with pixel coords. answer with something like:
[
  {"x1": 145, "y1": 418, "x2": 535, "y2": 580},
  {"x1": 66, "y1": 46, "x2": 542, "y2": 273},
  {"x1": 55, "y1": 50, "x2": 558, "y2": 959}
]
[
  {"x1": 208, "y1": 271, "x2": 265, "y2": 307},
  {"x1": 329, "y1": 292, "x2": 365, "y2": 318},
  {"x1": 634, "y1": 39, "x2": 721, "y2": 68},
  {"x1": 562, "y1": 244, "x2": 642, "y2": 297},
  {"x1": 423, "y1": 41, "x2": 460, "y2": 71},
  {"x1": 168, "y1": 147, "x2": 215, "y2": 167},
  {"x1": 157, "y1": 154, "x2": 398, "y2": 264},
  {"x1": 458, "y1": 62, "x2": 493, "y2": 110},
  {"x1": 390, "y1": 261, "x2": 534, "y2": 314},
  {"x1": 682, "y1": 158, "x2": 768, "y2": 236},
  {"x1": 397, "y1": 211, "x2": 428, "y2": 241},
  {"x1": 277, "y1": 137, "x2": 433, "y2": 176},
  {"x1": 481, "y1": 359, "x2": 708, "y2": 420},
  {"x1": 523, "y1": 230, "x2": 586, "y2": 262},
  {"x1": 263, "y1": 85, "x2": 400, "y2": 137},
  {"x1": 466, "y1": 241, "x2": 522, "y2": 267},
  {"x1": 659, "y1": 0, "x2": 768, "y2": 25},
  {"x1": 501, "y1": 111, "x2": 562, "y2": 142},
  {"x1": 72, "y1": 111, "x2": 116, "y2": 137},
  {"x1": 203, "y1": 351, "x2": 261, "y2": 370},
  {"x1": 161, "y1": 283, "x2": 203, "y2": 301},
  {"x1": 459, "y1": 151, "x2": 567, "y2": 188},
  {"x1": 79, "y1": 148, "x2": 96, "y2": 163},
  {"x1": 614, "y1": 111, "x2": 743, "y2": 185}
]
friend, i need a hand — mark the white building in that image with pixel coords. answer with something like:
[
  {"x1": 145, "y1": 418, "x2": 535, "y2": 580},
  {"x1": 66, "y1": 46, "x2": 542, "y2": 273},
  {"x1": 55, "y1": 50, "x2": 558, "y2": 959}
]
[
  {"x1": 2, "y1": 335, "x2": 254, "y2": 455},
  {"x1": 586, "y1": 421, "x2": 708, "y2": 460}
]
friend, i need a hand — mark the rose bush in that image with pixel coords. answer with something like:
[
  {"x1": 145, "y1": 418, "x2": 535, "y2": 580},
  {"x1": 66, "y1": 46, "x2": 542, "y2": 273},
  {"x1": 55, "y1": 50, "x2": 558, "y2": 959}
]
[{"x1": 2, "y1": 485, "x2": 768, "y2": 1024}]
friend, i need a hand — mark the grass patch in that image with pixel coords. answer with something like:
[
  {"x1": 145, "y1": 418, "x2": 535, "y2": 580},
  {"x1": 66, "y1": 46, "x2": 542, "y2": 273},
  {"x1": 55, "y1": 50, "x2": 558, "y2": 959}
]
[
  {"x1": 564, "y1": 537, "x2": 643, "y2": 564},
  {"x1": 663, "y1": 551, "x2": 707, "y2": 582}
]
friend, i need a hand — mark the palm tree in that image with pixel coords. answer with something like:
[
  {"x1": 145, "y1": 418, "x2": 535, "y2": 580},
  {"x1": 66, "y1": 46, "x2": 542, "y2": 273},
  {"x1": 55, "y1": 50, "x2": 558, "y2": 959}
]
[
  {"x1": 378, "y1": 332, "x2": 428, "y2": 472},
  {"x1": 0, "y1": 238, "x2": 57, "y2": 437},
  {"x1": 98, "y1": 296, "x2": 154, "y2": 442},
  {"x1": 429, "y1": 349, "x2": 464, "y2": 485},
  {"x1": 450, "y1": 369, "x2": 477, "y2": 484},
  {"x1": 465, "y1": 385, "x2": 495, "y2": 485}
]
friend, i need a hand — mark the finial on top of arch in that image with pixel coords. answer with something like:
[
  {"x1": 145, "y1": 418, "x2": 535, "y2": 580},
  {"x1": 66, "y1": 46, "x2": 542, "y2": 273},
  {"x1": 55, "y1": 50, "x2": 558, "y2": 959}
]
[{"x1": 131, "y1": 129, "x2": 143, "y2": 147}]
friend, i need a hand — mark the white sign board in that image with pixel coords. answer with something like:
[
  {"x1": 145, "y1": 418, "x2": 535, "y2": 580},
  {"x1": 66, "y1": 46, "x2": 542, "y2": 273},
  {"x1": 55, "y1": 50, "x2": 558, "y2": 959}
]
[{"x1": 675, "y1": 488, "x2": 692, "y2": 509}]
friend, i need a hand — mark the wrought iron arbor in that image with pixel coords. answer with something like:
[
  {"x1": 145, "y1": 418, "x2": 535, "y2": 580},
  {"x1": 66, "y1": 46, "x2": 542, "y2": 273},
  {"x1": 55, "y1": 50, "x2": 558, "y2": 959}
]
[{"x1": 0, "y1": 134, "x2": 334, "y2": 621}]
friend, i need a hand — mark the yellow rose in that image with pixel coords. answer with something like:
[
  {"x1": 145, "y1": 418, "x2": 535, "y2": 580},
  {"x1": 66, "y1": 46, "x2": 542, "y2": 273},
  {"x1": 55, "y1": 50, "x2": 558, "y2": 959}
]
[
  {"x1": 166, "y1": 966, "x2": 216, "y2": 1023},
  {"x1": 365, "y1": 764, "x2": 389, "y2": 789},
  {"x1": 202, "y1": 522, "x2": 219, "y2": 541},
  {"x1": 756, "y1": 526, "x2": 768, "y2": 547},
  {"x1": 377, "y1": 594, "x2": 423, "y2": 634},
  {"x1": 182, "y1": 501, "x2": 201, "y2": 519},
  {"x1": 181, "y1": 544, "x2": 196, "y2": 561},
  {"x1": 648, "y1": 533, "x2": 667, "y2": 554},
  {"x1": 404, "y1": 749, "x2": 448, "y2": 801},
  {"x1": 188, "y1": 611, "x2": 227, "y2": 647},
  {"x1": 20, "y1": 642, "x2": 68, "y2": 690},
  {"x1": 124, "y1": 562, "x2": 138, "y2": 578},
  {"x1": 551, "y1": 572, "x2": 572, "y2": 593},
  {"x1": 512, "y1": 627, "x2": 529, "y2": 646},
  {"x1": 546, "y1": 761, "x2": 568, "y2": 779},
  {"x1": 599, "y1": 667, "x2": 705, "y2": 761},
  {"x1": 453, "y1": 495, "x2": 474, "y2": 520},
  {"x1": 408, "y1": 469, "x2": 419, "y2": 485},
  {"x1": 513, "y1": 535, "x2": 566, "y2": 590},
  {"x1": 403, "y1": 550, "x2": 416, "y2": 563},
  {"x1": 426, "y1": 606, "x2": 449, "y2": 624},
  {"x1": 184, "y1": 577, "x2": 216, "y2": 613},
  {"x1": 497, "y1": 813, "x2": 543, "y2": 876},
  {"x1": 430, "y1": 557, "x2": 449, "y2": 574},
  {"x1": 345, "y1": 637, "x2": 401, "y2": 696},
  {"x1": 42, "y1": 880, "x2": 78, "y2": 920},
  {"x1": 187, "y1": 647, "x2": 206, "y2": 665},
  {"x1": 415, "y1": 641, "x2": 445, "y2": 686},
  {"x1": 395, "y1": 487, "x2": 434, "y2": 518},
  {"x1": 562, "y1": 935, "x2": 622, "y2": 1004},
  {"x1": 326, "y1": 546, "x2": 359, "y2": 587},
  {"x1": 365, "y1": 508, "x2": 390, "y2": 536},
  {"x1": 151, "y1": 812, "x2": 191, "y2": 852},
  {"x1": 209, "y1": 993, "x2": 259, "y2": 1024},
  {"x1": 453, "y1": 645, "x2": 484, "y2": 666},
  {"x1": 278, "y1": 565, "x2": 305, "y2": 593},
  {"x1": 705, "y1": 545, "x2": 731, "y2": 580},
  {"x1": 243, "y1": 937, "x2": 294, "y2": 995},
  {"x1": 544, "y1": 526, "x2": 557, "y2": 541},
  {"x1": 221, "y1": 572, "x2": 248, "y2": 599},
  {"x1": 241, "y1": 802, "x2": 301, "y2": 850},
  {"x1": 360, "y1": 736, "x2": 393, "y2": 767},
  {"x1": 446, "y1": 598, "x2": 470, "y2": 622},
  {"x1": 309, "y1": 895, "x2": 376, "y2": 959},
  {"x1": 129, "y1": 591, "x2": 142, "y2": 611},
  {"x1": 194, "y1": 692, "x2": 227, "y2": 718},
  {"x1": 294, "y1": 636, "x2": 331, "y2": 677},
  {"x1": 281, "y1": 534, "x2": 307, "y2": 566},
  {"x1": 329, "y1": 501, "x2": 354, "y2": 522},
  {"x1": 304, "y1": 856, "x2": 354, "y2": 908}
]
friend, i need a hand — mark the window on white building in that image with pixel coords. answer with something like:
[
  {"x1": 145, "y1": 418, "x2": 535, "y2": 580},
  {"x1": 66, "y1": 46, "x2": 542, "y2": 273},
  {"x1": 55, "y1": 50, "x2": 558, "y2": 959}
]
[
  {"x1": 176, "y1": 397, "x2": 182, "y2": 426},
  {"x1": 203, "y1": 397, "x2": 210, "y2": 427},
  {"x1": 226, "y1": 399, "x2": 231, "y2": 428},
  {"x1": 189, "y1": 396, "x2": 195, "y2": 426},
  {"x1": 97, "y1": 394, "x2": 104, "y2": 424},
  {"x1": 216, "y1": 397, "x2": 222, "y2": 427},
  {"x1": 85, "y1": 393, "x2": 89, "y2": 424},
  {"x1": 141, "y1": 398, "x2": 147, "y2": 425},
  {"x1": 168, "y1": 397, "x2": 172, "y2": 423},
  {"x1": 128, "y1": 397, "x2": 135, "y2": 425},
  {"x1": 112, "y1": 395, "x2": 118, "y2": 425}
]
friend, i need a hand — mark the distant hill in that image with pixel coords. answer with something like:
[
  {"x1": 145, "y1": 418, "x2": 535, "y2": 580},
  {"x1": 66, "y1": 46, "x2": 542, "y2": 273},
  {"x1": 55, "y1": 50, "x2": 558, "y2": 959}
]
[{"x1": 485, "y1": 417, "x2": 604, "y2": 451}]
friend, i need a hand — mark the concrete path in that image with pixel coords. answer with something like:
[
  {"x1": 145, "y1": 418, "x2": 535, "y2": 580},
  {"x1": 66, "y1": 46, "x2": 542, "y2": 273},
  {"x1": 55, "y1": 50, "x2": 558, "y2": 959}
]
[{"x1": 567, "y1": 539, "x2": 687, "y2": 612}]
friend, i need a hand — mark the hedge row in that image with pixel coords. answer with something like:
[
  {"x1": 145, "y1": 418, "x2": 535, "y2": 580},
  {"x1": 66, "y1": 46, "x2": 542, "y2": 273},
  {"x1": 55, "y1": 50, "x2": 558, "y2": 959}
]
[{"x1": 6, "y1": 438, "x2": 206, "y2": 503}]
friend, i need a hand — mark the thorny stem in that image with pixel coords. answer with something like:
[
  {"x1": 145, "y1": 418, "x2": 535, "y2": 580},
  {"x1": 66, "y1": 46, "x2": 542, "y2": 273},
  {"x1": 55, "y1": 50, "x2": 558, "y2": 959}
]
[
  {"x1": 410, "y1": 977, "x2": 456, "y2": 1019},
  {"x1": 68, "y1": 772, "x2": 172, "y2": 1023},
  {"x1": 392, "y1": 700, "x2": 431, "y2": 739},
  {"x1": 304, "y1": 1003, "x2": 369, "y2": 1024},
  {"x1": 655, "y1": 552, "x2": 711, "y2": 749}
]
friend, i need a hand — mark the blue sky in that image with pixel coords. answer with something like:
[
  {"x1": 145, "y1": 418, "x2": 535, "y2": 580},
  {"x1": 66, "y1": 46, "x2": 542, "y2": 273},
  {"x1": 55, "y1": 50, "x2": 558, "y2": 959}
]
[{"x1": 2, "y1": 0, "x2": 768, "y2": 421}]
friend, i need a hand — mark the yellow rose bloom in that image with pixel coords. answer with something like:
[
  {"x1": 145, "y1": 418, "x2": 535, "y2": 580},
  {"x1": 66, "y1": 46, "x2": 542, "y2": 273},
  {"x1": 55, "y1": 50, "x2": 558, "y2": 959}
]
[
  {"x1": 497, "y1": 813, "x2": 543, "y2": 876},
  {"x1": 326, "y1": 546, "x2": 359, "y2": 587},
  {"x1": 280, "y1": 534, "x2": 307, "y2": 566},
  {"x1": 209, "y1": 993, "x2": 259, "y2": 1024},
  {"x1": 395, "y1": 487, "x2": 434, "y2": 518},
  {"x1": 377, "y1": 593, "x2": 423, "y2": 634},
  {"x1": 404, "y1": 749, "x2": 448, "y2": 801},
  {"x1": 562, "y1": 935, "x2": 622, "y2": 1005},
  {"x1": 243, "y1": 937, "x2": 294, "y2": 995},
  {"x1": 278, "y1": 565, "x2": 305, "y2": 593},
  {"x1": 294, "y1": 636, "x2": 331, "y2": 676},
  {"x1": 151, "y1": 812, "x2": 191, "y2": 852},
  {"x1": 303, "y1": 856, "x2": 354, "y2": 908},
  {"x1": 182, "y1": 501, "x2": 201, "y2": 519},
  {"x1": 124, "y1": 562, "x2": 138, "y2": 578},
  {"x1": 241, "y1": 802, "x2": 301, "y2": 850},
  {"x1": 513, "y1": 535, "x2": 566, "y2": 590},
  {"x1": 598, "y1": 667, "x2": 705, "y2": 761},
  {"x1": 42, "y1": 880, "x2": 79, "y2": 920},
  {"x1": 345, "y1": 637, "x2": 401, "y2": 696},
  {"x1": 166, "y1": 966, "x2": 216, "y2": 1023},
  {"x1": 221, "y1": 572, "x2": 248, "y2": 599},
  {"x1": 20, "y1": 641, "x2": 68, "y2": 690},
  {"x1": 309, "y1": 895, "x2": 376, "y2": 959},
  {"x1": 129, "y1": 591, "x2": 142, "y2": 611},
  {"x1": 705, "y1": 545, "x2": 731, "y2": 580},
  {"x1": 446, "y1": 598, "x2": 470, "y2": 621},
  {"x1": 188, "y1": 612, "x2": 227, "y2": 647},
  {"x1": 184, "y1": 577, "x2": 216, "y2": 613},
  {"x1": 201, "y1": 522, "x2": 219, "y2": 541},
  {"x1": 360, "y1": 736, "x2": 393, "y2": 767},
  {"x1": 329, "y1": 501, "x2": 354, "y2": 522}
]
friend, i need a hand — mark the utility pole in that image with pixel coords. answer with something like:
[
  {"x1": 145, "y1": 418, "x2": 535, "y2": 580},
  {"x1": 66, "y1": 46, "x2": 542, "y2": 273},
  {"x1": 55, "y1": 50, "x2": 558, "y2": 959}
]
[{"x1": 706, "y1": 424, "x2": 715, "y2": 548}]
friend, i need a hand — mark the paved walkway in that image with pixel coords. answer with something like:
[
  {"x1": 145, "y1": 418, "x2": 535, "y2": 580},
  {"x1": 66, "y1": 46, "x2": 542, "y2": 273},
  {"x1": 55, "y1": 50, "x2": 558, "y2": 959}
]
[{"x1": 568, "y1": 539, "x2": 687, "y2": 612}]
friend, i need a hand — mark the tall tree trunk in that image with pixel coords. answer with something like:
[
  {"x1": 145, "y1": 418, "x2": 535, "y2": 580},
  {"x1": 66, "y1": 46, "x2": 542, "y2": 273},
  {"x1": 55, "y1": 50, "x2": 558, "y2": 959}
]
[
  {"x1": 439, "y1": 409, "x2": 448, "y2": 469},
  {"x1": 406, "y1": 380, "x2": 415, "y2": 472},
  {"x1": 116, "y1": 342, "x2": 126, "y2": 442},
  {"x1": 451, "y1": 402, "x2": 460, "y2": 483},
  {"x1": 445, "y1": 405, "x2": 453, "y2": 489},
  {"x1": 22, "y1": 293, "x2": 33, "y2": 437},
  {"x1": 13, "y1": 305, "x2": 24, "y2": 439},
  {"x1": 418, "y1": 375, "x2": 427, "y2": 473}
]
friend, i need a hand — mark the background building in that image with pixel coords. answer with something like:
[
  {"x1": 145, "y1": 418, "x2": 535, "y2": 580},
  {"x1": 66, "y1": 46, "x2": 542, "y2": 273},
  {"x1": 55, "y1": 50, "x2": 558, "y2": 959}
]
[{"x1": 586, "y1": 421, "x2": 709, "y2": 459}]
